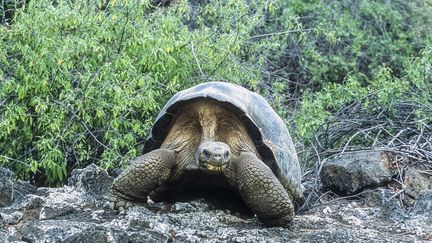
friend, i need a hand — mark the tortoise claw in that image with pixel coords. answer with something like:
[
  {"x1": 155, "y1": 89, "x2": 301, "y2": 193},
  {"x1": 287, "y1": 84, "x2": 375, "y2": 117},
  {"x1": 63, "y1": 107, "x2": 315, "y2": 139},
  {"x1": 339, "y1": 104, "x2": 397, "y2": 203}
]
[
  {"x1": 108, "y1": 191, "x2": 147, "y2": 212},
  {"x1": 109, "y1": 201, "x2": 116, "y2": 210},
  {"x1": 108, "y1": 193, "x2": 134, "y2": 211}
]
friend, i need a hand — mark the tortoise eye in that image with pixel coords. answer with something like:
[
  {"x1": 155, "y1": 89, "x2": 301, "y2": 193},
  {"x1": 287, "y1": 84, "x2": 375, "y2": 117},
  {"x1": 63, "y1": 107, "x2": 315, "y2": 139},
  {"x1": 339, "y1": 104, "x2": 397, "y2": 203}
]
[
  {"x1": 224, "y1": 152, "x2": 229, "y2": 158},
  {"x1": 202, "y1": 149, "x2": 210, "y2": 159}
]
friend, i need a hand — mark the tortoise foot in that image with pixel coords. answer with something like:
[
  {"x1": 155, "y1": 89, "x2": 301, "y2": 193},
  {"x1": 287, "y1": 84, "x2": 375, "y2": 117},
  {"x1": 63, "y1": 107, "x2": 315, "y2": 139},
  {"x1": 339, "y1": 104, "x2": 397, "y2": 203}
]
[{"x1": 108, "y1": 192, "x2": 146, "y2": 211}]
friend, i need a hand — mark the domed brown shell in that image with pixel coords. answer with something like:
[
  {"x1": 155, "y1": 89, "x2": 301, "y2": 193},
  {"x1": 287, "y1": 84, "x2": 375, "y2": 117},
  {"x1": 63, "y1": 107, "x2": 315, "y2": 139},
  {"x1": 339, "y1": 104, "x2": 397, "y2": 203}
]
[{"x1": 144, "y1": 81, "x2": 304, "y2": 199}]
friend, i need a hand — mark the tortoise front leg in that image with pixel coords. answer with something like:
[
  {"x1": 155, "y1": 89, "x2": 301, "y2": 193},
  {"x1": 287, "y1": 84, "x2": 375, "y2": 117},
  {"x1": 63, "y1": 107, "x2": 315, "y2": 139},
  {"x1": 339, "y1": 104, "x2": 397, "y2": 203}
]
[
  {"x1": 109, "y1": 149, "x2": 175, "y2": 210},
  {"x1": 225, "y1": 152, "x2": 294, "y2": 227}
]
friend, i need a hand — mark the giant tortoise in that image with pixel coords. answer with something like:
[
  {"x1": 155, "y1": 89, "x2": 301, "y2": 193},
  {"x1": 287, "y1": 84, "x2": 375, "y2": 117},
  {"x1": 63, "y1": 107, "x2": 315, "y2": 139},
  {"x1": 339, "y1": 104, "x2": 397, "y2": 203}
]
[{"x1": 109, "y1": 81, "x2": 304, "y2": 226}]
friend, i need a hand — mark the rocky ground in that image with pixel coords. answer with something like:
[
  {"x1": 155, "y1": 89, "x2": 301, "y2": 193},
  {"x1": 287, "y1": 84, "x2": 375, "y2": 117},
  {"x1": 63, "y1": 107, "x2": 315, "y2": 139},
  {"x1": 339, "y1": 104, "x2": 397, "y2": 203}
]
[{"x1": 1, "y1": 151, "x2": 432, "y2": 242}]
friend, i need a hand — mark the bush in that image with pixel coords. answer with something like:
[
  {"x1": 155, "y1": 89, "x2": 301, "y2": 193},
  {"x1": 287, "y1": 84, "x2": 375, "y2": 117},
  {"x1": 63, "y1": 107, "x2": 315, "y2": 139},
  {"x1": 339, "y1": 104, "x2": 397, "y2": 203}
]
[
  {"x1": 1, "y1": 0, "x2": 27, "y2": 24},
  {"x1": 0, "y1": 0, "x2": 268, "y2": 185},
  {"x1": 295, "y1": 47, "x2": 432, "y2": 164},
  {"x1": 246, "y1": 0, "x2": 432, "y2": 165},
  {"x1": 1, "y1": 0, "x2": 431, "y2": 185},
  {"x1": 252, "y1": 0, "x2": 432, "y2": 96}
]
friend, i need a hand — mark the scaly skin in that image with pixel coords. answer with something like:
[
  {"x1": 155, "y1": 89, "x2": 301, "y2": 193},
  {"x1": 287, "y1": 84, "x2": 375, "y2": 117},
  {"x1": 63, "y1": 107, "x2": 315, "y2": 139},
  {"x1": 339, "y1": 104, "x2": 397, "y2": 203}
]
[
  {"x1": 224, "y1": 152, "x2": 294, "y2": 226},
  {"x1": 109, "y1": 149, "x2": 175, "y2": 210}
]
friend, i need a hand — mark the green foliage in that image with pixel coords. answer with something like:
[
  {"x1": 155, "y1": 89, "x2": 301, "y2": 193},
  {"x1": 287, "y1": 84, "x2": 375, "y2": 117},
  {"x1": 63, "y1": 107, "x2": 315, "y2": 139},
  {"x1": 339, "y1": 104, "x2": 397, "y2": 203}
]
[
  {"x1": 253, "y1": 0, "x2": 432, "y2": 93},
  {"x1": 295, "y1": 47, "x2": 432, "y2": 145},
  {"x1": 1, "y1": 0, "x2": 431, "y2": 184},
  {"x1": 1, "y1": 0, "x2": 27, "y2": 24},
  {"x1": 0, "y1": 0, "x2": 267, "y2": 185},
  {"x1": 247, "y1": 0, "x2": 432, "y2": 158}
]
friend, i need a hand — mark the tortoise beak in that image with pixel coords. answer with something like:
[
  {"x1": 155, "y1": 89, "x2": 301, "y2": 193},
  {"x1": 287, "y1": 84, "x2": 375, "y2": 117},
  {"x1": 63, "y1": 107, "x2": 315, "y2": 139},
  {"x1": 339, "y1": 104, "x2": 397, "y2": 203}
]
[{"x1": 196, "y1": 141, "x2": 231, "y2": 172}]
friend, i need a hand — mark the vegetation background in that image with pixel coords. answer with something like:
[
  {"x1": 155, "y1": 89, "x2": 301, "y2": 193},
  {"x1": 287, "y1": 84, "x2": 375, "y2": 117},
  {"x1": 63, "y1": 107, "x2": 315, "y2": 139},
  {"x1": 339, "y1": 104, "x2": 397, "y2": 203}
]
[{"x1": 1, "y1": 0, "x2": 431, "y2": 186}]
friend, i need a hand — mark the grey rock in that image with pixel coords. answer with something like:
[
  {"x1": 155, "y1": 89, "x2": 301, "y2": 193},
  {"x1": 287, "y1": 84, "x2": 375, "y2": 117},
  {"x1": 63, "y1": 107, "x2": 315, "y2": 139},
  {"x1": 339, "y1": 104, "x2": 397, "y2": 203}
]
[
  {"x1": 404, "y1": 168, "x2": 432, "y2": 199},
  {"x1": 302, "y1": 229, "x2": 364, "y2": 242},
  {"x1": 412, "y1": 190, "x2": 432, "y2": 215},
  {"x1": 171, "y1": 202, "x2": 197, "y2": 213},
  {"x1": 62, "y1": 229, "x2": 114, "y2": 243},
  {"x1": 1, "y1": 164, "x2": 432, "y2": 242},
  {"x1": 126, "y1": 217, "x2": 151, "y2": 230},
  {"x1": 68, "y1": 163, "x2": 113, "y2": 200},
  {"x1": 362, "y1": 188, "x2": 396, "y2": 207},
  {"x1": 0, "y1": 194, "x2": 45, "y2": 225},
  {"x1": 13, "y1": 194, "x2": 45, "y2": 210},
  {"x1": 39, "y1": 202, "x2": 77, "y2": 220},
  {"x1": 0, "y1": 228, "x2": 25, "y2": 243},
  {"x1": 0, "y1": 168, "x2": 36, "y2": 208},
  {"x1": 362, "y1": 188, "x2": 408, "y2": 221},
  {"x1": 116, "y1": 231, "x2": 169, "y2": 243},
  {"x1": 0, "y1": 168, "x2": 14, "y2": 207},
  {"x1": 0, "y1": 210, "x2": 23, "y2": 225},
  {"x1": 321, "y1": 151, "x2": 396, "y2": 194},
  {"x1": 17, "y1": 220, "x2": 111, "y2": 243}
]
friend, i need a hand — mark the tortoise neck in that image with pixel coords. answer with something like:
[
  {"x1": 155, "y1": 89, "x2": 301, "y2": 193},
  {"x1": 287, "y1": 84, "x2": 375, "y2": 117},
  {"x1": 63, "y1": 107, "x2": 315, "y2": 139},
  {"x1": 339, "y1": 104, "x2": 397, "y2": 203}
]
[{"x1": 198, "y1": 110, "x2": 218, "y2": 142}]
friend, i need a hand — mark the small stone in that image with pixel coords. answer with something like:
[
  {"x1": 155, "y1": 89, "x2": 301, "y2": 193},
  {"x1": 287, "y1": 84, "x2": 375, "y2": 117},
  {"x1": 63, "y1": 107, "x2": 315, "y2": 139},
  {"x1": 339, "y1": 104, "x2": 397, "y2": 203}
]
[
  {"x1": 0, "y1": 168, "x2": 14, "y2": 207},
  {"x1": 404, "y1": 168, "x2": 432, "y2": 199},
  {"x1": 363, "y1": 188, "x2": 394, "y2": 206},
  {"x1": 90, "y1": 210, "x2": 106, "y2": 221},
  {"x1": 127, "y1": 218, "x2": 151, "y2": 230},
  {"x1": 152, "y1": 222, "x2": 170, "y2": 232},
  {"x1": 0, "y1": 168, "x2": 36, "y2": 207},
  {"x1": 14, "y1": 194, "x2": 45, "y2": 210},
  {"x1": 0, "y1": 228, "x2": 25, "y2": 243},
  {"x1": 345, "y1": 216, "x2": 362, "y2": 226},
  {"x1": 0, "y1": 210, "x2": 23, "y2": 224},
  {"x1": 126, "y1": 230, "x2": 169, "y2": 243},
  {"x1": 39, "y1": 202, "x2": 76, "y2": 220},
  {"x1": 323, "y1": 206, "x2": 332, "y2": 214},
  {"x1": 171, "y1": 202, "x2": 197, "y2": 213},
  {"x1": 412, "y1": 190, "x2": 432, "y2": 215}
]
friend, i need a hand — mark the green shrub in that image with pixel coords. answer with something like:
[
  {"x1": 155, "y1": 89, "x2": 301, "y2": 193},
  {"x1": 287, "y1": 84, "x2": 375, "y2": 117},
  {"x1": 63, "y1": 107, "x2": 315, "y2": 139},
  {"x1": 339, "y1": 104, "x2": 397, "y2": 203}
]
[
  {"x1": 1, "y1": 0, "x2": 431, "y2": 184},
  {"x1": 0, "y1": 0, "x2": 268, "y2": 185},
  {"x1": 1, "y1": 0, "x2": 27, "y2": 24},
  {"x1": 295, "y1": 46, "x2": 432, "y2": 155},
  {"x1": 246, "y1": 0, "x2": 432, "y2": 163},
  {"x1": 252, "y1": 0, "x2": 432, "y2": 95}
]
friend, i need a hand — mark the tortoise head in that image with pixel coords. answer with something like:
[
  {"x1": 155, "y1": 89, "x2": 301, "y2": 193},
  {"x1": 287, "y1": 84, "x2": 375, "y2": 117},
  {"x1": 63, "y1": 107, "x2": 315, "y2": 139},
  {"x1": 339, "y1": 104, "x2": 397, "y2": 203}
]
[{"x1": 196, "y1": 141, "x2": 231, "y2": 172}]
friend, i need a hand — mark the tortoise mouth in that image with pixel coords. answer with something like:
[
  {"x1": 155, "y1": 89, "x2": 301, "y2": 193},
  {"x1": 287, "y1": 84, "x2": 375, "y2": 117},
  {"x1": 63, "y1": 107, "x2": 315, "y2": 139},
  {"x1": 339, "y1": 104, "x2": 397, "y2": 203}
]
[{"x1": 199, "y1": 162, "x2": 228, "y2": 172}]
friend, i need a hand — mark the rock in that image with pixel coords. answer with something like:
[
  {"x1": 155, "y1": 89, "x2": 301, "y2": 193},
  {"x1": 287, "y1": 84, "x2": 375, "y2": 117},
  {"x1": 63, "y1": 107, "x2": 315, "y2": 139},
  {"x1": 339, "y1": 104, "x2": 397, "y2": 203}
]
[
  {"x1": 362, "y1": 188, "x2": 408, "y2": 221},
  {"x1": 362, "y1": 188, "x2": 395, "y2": 207},
  {"x1": 17, "y1": 220, "x2": 115, "y2": 243},
  {"x1": 68, "y1": 163, "x2": 113, "y2": 201},
  {"x1": 0, "y1": 168, "x2": 36, "y2": 208},
  {"x1": 1, "y1": 194, "x2": 45, "y2": 226},
  {"x1": 0, "y1": 228, "x2": 25, "y2": 243},
  {"x1": 171, "y1": 202, "x2": 197, "y2": 213},
  {"x1": 412, "y1": 190, "x2": 432, "y2": 215},
  {"x1": 14, "y1": 194, "x2": 45, "y2": 210},
  {"x1": 116, "y1": 231, "x2": 169, "y2": 243},
  {"x1": 39, "y1": 202, "x2": 77, "y2": 220},
  {"x1": 404, "y1": 167, "x2": 432, "y2": 199},
  {"x1": 1, "y1": 164, "x2": 432, "y2": 242},
  {"x1": 321, "y1": 151, "x2": 396, "y2": 194},
  {"x1": 0, "y1": 168, "x2": 14, "y2": 207},
  {"x1": 0, "y1": 210, "x2": 23, "y2": 225}
]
